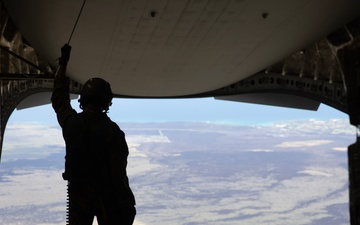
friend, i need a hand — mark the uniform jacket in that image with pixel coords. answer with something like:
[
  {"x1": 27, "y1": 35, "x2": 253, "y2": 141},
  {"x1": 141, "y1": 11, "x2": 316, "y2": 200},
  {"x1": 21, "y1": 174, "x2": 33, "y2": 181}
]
[{"x1": 51, "y1": 75, "x2": 135, "y2": 206}]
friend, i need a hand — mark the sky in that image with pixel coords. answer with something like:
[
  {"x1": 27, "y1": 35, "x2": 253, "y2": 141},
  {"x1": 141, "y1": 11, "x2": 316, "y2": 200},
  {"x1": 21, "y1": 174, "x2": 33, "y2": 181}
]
[{"x1": 8, "y1": 97, "x2": 349, "y2": 126}]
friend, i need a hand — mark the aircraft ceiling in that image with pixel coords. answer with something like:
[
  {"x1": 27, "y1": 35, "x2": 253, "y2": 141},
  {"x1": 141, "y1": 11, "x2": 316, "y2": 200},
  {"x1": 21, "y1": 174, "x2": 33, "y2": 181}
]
[{"x1": 3, "y1": 0, "x2": 360, "y2": 97}]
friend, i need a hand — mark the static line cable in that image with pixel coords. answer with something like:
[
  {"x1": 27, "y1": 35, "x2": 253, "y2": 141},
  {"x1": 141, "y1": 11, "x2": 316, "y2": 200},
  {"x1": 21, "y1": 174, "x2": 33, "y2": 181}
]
[{"x1": 68, "y1": 0, "x2": 87, "y2": 44}]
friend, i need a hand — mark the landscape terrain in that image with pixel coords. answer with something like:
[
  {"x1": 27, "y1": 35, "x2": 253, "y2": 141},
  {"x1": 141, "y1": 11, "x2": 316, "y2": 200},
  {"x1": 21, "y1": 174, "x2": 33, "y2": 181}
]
[{"x1": 0, "y1": 119, "x2": 355, "y2": 225}]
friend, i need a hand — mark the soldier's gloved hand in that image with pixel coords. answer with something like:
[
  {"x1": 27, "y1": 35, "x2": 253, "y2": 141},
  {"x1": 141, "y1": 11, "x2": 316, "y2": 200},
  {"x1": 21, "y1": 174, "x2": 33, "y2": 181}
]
[{"x1": 59, "y1": 44, "x2": 72, "y2": 66}]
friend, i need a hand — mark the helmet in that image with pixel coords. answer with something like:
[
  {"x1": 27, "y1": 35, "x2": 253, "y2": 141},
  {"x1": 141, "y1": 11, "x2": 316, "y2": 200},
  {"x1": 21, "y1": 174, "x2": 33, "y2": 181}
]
[{"x1": 79, "y1": 77, "x2": 113, "y2": 111}]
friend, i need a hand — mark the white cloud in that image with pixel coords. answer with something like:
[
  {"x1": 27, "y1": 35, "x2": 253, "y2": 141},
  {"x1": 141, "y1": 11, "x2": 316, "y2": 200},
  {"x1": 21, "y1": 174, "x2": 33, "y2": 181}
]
[
  {"x1": 333, "y1": 147, "x2": 347, "y2": 151},
  {"x1": 0, "y1": 169, "x2": 65, "y2": 207},
  {"x1": 275, "y1": 140, "x2": 333, "y2": 148},
  {"x1": 3, "y1": 123, "x2": 64, "y2": 159},
  {"x1": 298, "y1": 169, "x2": 332, "y2": 177},
  {"x1": 92, "y1": 219, "x2": 146, "y2": 225},
  {"x1": 126, "y1": 134, "x2": 170, "y2": 144},
  {"x1": 248, "y1": 149, "x2": 274, "y2": 152}
]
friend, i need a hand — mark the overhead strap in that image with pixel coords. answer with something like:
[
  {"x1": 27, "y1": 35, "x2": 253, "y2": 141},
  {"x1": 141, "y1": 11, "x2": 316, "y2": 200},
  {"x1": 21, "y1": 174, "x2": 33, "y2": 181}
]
[{"x1": 68, "y1": 0, "x2": 87, "y2": 44}]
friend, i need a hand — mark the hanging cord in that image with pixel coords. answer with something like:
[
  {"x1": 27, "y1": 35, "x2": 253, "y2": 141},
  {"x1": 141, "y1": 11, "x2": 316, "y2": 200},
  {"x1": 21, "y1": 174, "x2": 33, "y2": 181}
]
[
  {"x1": 67, "y1": 0, "x2": 87, "y2": 44},
  {"x1": 64, "y1": 3, "x2": 86, "y2": 224},
  {"x1": 66, "y1": 181, "x2": 70, "y2": 225}
]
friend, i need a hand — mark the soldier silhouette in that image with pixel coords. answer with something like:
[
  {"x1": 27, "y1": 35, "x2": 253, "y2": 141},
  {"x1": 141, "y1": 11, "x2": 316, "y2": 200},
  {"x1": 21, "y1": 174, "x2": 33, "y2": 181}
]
[{"x1": 51, "y1": 44, "x2": 136, "y2": 225}]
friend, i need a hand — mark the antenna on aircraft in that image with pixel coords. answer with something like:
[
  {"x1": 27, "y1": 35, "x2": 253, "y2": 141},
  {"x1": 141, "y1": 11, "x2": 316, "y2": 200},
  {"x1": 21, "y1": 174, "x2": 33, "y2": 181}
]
[{"x1": 67, "y1": 0, "x2": 87, "y2": 44}]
